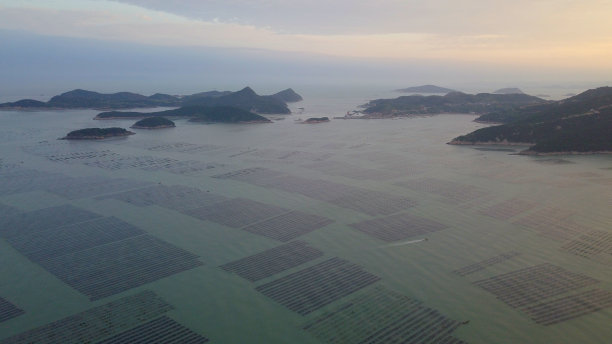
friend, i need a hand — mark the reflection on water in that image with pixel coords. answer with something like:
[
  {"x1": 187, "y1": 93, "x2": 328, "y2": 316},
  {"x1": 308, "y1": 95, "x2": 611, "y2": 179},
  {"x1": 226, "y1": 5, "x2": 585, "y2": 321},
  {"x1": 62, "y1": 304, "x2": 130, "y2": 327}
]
[{"x1": 0, "y1": 95, "x2": 611, "y2": 344}]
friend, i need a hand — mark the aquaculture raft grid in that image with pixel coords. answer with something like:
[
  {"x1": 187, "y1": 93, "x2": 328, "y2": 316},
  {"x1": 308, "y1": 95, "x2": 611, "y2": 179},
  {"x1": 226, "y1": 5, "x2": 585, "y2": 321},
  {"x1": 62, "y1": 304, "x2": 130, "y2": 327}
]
[
  {"x1": 182, "y1": 198, "x2": 289, "y2": 228},
  {"x1": 303, "y1": 287, "x2": 467, "y2": 344},
  {"x1": 38, "y1": 234, "x2": 202, "y2": 300},
  {"x1": 96, "y1": 316, "x2": 209, "y2": 344},
  {"x1": 255, "y1": 257, "x2": 380, "y2": 315},
  {"x1": 395, "y1": 178, "x2": 488, "y2": 204},
  {"x1": 0, "y1": 291, "x2": 173, "y2": 344},
  {"x1": 561, "y1": 230, "x2": 612, "y2": 259},
  {"x1": 349, "y1": 212, "x2": 448, "y2": 242},
  {"x1": 220, "y1": 241, "x2": 324, "y2": 282},
  {"x1": 0, "y1": 297, "x2": 24, "y2": 323},
  {"x1": 474, "y1": 263, "x2": 600, "y2": 309},
  {"x1": 478, "y1": 198, "x2": 537, "y2": 221},
  {"x1": 453, "y1": 252, "x2": 520, "y2": 276},
  {"x1": 242, "y1": 210, "x2": 333, "y2": 242}
]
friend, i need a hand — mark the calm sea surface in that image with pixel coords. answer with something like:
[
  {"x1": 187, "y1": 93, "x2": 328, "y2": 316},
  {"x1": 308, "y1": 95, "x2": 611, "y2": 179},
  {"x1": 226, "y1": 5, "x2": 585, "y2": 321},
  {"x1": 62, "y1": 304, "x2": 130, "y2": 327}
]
[{"x1": 0, "y1": 89, "x2": 611, "y2": 343}]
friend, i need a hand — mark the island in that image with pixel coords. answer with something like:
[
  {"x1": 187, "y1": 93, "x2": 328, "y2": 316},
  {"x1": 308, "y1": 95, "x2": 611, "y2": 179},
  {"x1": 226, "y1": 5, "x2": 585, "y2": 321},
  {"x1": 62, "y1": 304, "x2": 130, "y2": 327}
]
[
  {"x1": 395, "y1": 85, "x2": 456, "y2": 94},
  {"x1": 358, "y1": 92, "x2": 546, "y2": 118},
  {"x1": 97, "y1": 105, "x2": 271, "y2": 123},
  {"x1": 302, "y1": 117, "x2": 330, "y2": 124},
  {"x1": 61, "y1": 127, "x2": 135, "y2": 140},
  {"x1": 0, "y1": 87, "x2": 301, "y2": 114},
  {"x1": 130, "y1": 117, "x2": 175, "y2": 129},
  {"x1": 449, "y1": 86, "x2": 612, "y2": 154}
]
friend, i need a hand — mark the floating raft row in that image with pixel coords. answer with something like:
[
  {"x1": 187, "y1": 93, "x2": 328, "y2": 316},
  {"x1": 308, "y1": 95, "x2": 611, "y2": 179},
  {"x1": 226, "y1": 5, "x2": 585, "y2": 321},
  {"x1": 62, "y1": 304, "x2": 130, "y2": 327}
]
[
  {"x1": 45, "y1": 175, "x2": 153, "y2": 200},
  {"x1": 1, "y1": 205, "x2": 202, "y2": 300},
  {"x1": 475, "y1": 263, "x2": 601, "y2": 310},
  {"x1": 183, "y1": 198, "x2": 289, "y2": 228},
  {"x1": 561, "y1": 230, "x2": 612, "y2": 260},
  {"x1": 242, "y1": 210, "x2": 333, "y2": 242},
  {"x1": 99, "y1": 184, "x2": 229, "y2": 211},
  {"x1": 301, "y1": 160, "x2": 404, "y2": 181},
  {"x1": 0, "y1": 204, "x2": 103, "y2": 238},
  {"x1": 39, "y1": 234, "x2": 202, "y2": 300},
  {"x1": 96, "y1": 316, "x2": 209, "y2": 344},
  {"x1": 453, "y1": 252, "x2": 520, "y2": 277},
  {"x1": 513, "y1": 206, "x2": 586, "y2": 242},
  {"x1": 246, "y1": 148, "x2": 332, "y2": 162},
  {"x1": 0, "y1": 297, "x2": 24, "y2": 323},
  {"x1": 220, "y1": 241, "x2": 324, "y2": 282},
  {"x1": 349, "y1": 212, "x2": 448, "y2": 242},
  {"x1": 478, "y1": 198, "x2": 537, "y2": 221},
  {"x1": 0, "y1": 169, "x2": 73, "y2": 196},
  {"x1": 255, "y1": 257, "x2": 380, "y2": 315},
  {"x1": 144, "y1": 141, "x2": 221, "y2": 154},
  {"x1": 395, "y1": 178, "x2": 488, "y2": 204},
  {"x1": 522, "y1": 288, "x2": 612, "y2": 326},
  {"x1": 303, "y1": 286, "x2": 468, "y2": 344},
  {"x1": 213, "y1": 168, "x2": 416, "y2": 216},
  {"x1": 0, "y1": 291, "x2": 173, "y2": 344}
]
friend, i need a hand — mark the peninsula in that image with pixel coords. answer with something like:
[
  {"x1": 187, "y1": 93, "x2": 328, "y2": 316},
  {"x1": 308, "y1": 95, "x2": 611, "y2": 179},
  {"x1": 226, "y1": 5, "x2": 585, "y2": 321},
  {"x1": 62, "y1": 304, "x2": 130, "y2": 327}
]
[
  {"x1": 359, "y1": 92, "x2": 545, "y2": 118},
  {"x1": 130, "y1": 117, "x2": 175, "y2": 129},
  {"x1": 61, "y1": 127, "x2": 135, "y2": 140},
  {"x1": 449, "y1": 86, "x2": 612, "y2": 154},
  {"x1": 0, "y1": 87, "x2": 300, "y2": 114}
]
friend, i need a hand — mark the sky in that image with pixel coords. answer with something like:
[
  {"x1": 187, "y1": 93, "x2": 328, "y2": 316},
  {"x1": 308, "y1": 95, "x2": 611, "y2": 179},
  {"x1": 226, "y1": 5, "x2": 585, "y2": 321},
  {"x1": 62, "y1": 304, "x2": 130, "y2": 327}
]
[{"x1": 1, "y1": 0, "x2": 611, "y2": 97}]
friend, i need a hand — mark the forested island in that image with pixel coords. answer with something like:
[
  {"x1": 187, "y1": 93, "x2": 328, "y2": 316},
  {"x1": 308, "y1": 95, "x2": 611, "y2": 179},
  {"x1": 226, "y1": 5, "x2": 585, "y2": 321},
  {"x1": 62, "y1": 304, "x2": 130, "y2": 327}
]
[
  {"x1": 303, "y1": 117, "x2": 330, "y2": 124},
  {"x1": 130, "y1": 117, "x2": 175, "y2": 129},
  {"x1": 0, "y1": 87, "x2": 301, "y2": 114},
  {"x1": 359, "y1": 92, "x2": 545, "y2": 118},
  {"x1": 99, "y1": 105, "x2": 271, "y2": 124},
  {"x1": 449, "y1": 87, "x2": 612, "y2": 154},
  {"x1": 61, "y1": 127, "x2": 135, "y2": 140}
]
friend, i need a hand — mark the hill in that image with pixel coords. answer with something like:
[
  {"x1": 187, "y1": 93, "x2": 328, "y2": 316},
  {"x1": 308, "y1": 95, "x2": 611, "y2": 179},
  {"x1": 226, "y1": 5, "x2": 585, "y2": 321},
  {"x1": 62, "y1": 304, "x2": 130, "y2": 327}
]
[
  {"x1": 493, "y1": 88, "x2": 524, "y2": 94},
  {"x1": 395, "y1": 85, "x2": 456, "y2": 94},
  {"x1": 449, "y1": 87, "x2": 612, "y2": 154},
  {"x1": 361, "y1": 92, "x2": 545, "y2": 117},
  {"x1": 97, "y1": 106, "x2": 271, "y2": 123},
  {"x1": 181, "y1": 87, "x2": 290, "y2": 114},
  {"x1": 271, "y1": 88, "x2": 303, "y2": 102}
]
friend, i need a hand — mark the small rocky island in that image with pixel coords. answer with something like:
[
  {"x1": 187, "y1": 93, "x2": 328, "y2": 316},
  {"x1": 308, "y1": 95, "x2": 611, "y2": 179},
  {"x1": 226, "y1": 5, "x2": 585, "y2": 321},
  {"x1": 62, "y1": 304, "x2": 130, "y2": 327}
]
[
  {"x1": 131, "y1": 116, "x2": 175, "y2": 129},
  {"x1": 61, "y1": 127, "x2": 135, "y2": 140},
  {"x1": 395, "y1": 85, "x2": 456, "y2": 94},
  {"x1": 302, "y1": 117, "x2": 330, "y2": 124}
]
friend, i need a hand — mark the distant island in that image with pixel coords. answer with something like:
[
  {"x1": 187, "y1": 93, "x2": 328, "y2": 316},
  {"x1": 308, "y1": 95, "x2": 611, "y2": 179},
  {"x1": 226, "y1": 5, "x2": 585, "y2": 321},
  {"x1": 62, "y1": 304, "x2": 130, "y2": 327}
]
[
  {"x1": 302, "y1": 117, "x2": 330, "y2": 124},
  {"x1": 358, "y1": 92, "x2": 545, "y2": 118},
  {"x1": 130, "y1": 117, "x2": 175, "y2": 129},
  {"x1": 0, "y1": 87, "x2": 301, "y2": 114},
  {"x1": 493, "y1": 88, "x2": 525, "y2": 95},
  {"x1": 99, "y1": 105, "x2": 271, "y2": 124},
  {"x1": 449, "y1": 86, "x2": 612, "y2": 154},
  {"x1": 395, "y1": 85, "x2": 456, "y2": 94},
  {"x1": 61, "y1": 127, "x2": 135, "y2": 140}
]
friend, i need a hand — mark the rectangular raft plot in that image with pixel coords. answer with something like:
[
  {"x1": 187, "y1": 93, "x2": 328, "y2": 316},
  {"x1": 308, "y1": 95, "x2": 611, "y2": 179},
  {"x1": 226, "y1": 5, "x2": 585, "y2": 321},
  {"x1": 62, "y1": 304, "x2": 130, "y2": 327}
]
[
  {"x1": 38, "y1": 235, "x2": 203, "y2": 300},
  {"x1": 95, "y1": 316, "x2": 209, "y2": 344},
  {"x1": 0, "y1": 204, "x2": 103, "y2": 239},
  {"x1": 0, "y1": 169, "x2": 72, "y2": 196},
  {"x1": 395, "y1": 178, "x2": 488, "y2": 204},
  {"x1": 242, "y1": 211, "x2": 333, "y2": 242},
  {"x1": 561, "y1": 230, "x2": 612, "y2": 259},
  {"x1": 0, "y1": 290, "x2": 172, "y2": 344},
  {"x1": 0, "y1": 297, "x2": 24, "y2": 323},
  {"x1": 220, "y1": 241, "x2": 324, "y2": 282},
  {"x1": 349, "y1": 213, "x2": 448, "y2": 242},
  {"x1": 6, "y1": 217, "x2": 145, "y2": 262},
  {"x1": 454, "y1": 252, "x2": 521, "y2": 277},
  {"x1": 303, "y1": 286, "x2": 466, "y2": 344},
  {"x1": 478, "y1": 198, "x2": 537, "y2": 221},
  {"x1": 521, "y1": 289, "x2": 612, "y2": 326},
  {"x1": 45, "y1": 176, "x2": 153, "y2": 200},
  {"x1": 474, "y1": 263, "x2": 600, "y2": 309},
  {"x1": 331, "y1": 190, "x2": 417, "y2": 216},
  {"x1": 146, "y1": 142, "x2": 221, "y2": 153},
  {"x1": 301, "y1": 161, "x2": 402, "y2": 181},
  {"x1": 46, "y1": 150, "x2": 121, "y2": 164},
  {"x1": 513, "y1": 207, "x2": 584, "y2": 241},
  {"x1": 99, "y1": 185, "x2": 228, "y2": 211},
  {"x1": 183, "y1": 198, "x2": 289, "y2": 228},
  {"x1": 255, "y1": 257, "x2": 381, "y2": 315}
]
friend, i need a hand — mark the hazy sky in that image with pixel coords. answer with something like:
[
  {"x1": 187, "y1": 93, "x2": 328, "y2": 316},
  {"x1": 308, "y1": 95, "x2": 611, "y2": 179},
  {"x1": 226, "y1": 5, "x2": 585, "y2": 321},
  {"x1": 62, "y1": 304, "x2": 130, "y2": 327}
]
[{"x1": 1, "y1": 0, "x2": 611, "y2": 95}]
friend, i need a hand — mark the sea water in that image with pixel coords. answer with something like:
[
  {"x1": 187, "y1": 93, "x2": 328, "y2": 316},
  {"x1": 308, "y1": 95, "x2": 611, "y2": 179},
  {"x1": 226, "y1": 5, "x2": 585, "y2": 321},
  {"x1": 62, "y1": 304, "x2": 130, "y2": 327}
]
[{"x1": 0, "y1": 88, "x2": 611, "y2": 343}]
